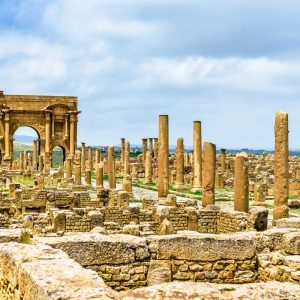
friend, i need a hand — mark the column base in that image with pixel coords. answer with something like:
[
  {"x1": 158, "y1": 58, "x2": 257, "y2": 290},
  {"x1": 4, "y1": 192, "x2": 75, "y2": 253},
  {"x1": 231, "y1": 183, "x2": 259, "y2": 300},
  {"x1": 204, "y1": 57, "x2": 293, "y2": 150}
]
[
  {"x1": 191, "y1": 186, "x2": 202, "y2": 192},
  {"x1": 174, "y1": 183, "x2": 185, "y2": 190}
]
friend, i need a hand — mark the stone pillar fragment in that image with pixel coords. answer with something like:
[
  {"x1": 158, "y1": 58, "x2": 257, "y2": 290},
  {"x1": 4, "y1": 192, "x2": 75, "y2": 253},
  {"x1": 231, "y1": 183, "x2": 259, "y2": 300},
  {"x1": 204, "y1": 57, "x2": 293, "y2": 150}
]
[
  {"x1": 234, "y1": 153, "x2": 249, "y2": 213},
  {"x1": 273, "y1": 111, "x2": 289, "y2": 220},
  {"x1": 202, "y1": 142, "x2": 216, "y2": 207},
  {"x1": 142, "y1": 139, "x2": 147, "y2": 162},
  {"x1": 74, "y1": 150, "x2": 82, "y2": 185},
  {"x1": 65, "y1": 157, "x2": 72, "y2": 179},
  {"x1": 108, "y1": 146, "x2": 116, "y2": 189},
  {"x1": 221, "y1": 148, "x2": 226, "y2": 173},
  {"x1": 38, "y1": 155, "x2": 44, "y2": 174},
  {"x1": 88, "y1": 147, "x2": 93, "y2": 171},
  {"x1": 81, "y1": 142, "x2": 86, "y2": 171},
  {"x1": 95, "y1": 149, "x2": 101, "y2": 164},
  {"x1": 121, "y1": 138, "x2": 125, "y2": 163},
  {"x1": 192, "y1": 121, "x2": 202, "y2": 191},
  {"x1": 175, "y1": 137, "x2": 184, "y2": 190},
  {"x1": 124, "y1": 142, "x2": 130, "y2": 175},
  {"x1": 144, "y1": 151, "x2": 152, "y2": 184},
  {"x1": 154, "y1": 138, "x2": 158, "y2": 159},
  {"x1": 96, "y1": 163, "x2": 104, "y2": 189},
  {"x1": 158, "y1": 115, "x2": 169, "y2": 198},
  {"x1": 149, "y1": 138, "x2": 153, "y2": 158},
  {"x1": 123, "y1": 174, "x2": 132, "y2": 193}
]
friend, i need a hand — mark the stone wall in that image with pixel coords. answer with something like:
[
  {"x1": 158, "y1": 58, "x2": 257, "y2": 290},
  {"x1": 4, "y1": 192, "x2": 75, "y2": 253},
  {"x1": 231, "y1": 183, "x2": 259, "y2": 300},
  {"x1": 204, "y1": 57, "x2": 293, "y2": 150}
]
[{"x1": 37, "y1": 232, "x2": 258, "y2": 291}]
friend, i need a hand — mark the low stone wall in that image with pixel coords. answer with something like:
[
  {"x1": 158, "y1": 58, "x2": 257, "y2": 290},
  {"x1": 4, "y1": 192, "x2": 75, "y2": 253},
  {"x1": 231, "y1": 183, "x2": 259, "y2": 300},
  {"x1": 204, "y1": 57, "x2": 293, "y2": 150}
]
[
  {"x1": 0, "y1": 242, "x2": 115, "y2": 299},
  {"x1": 36, "y1": 232, "x2": 258, "y2": 291}
]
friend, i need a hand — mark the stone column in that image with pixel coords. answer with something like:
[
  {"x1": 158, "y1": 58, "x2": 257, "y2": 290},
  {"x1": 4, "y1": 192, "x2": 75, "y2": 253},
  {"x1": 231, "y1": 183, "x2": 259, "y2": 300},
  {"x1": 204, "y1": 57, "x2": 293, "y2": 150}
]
[
  {"x1": 0, "y1": 112, "x2": 4, "y2": 141},
  {"x1": 64, "y1": 114, "x2": 69, "y2": 140},
  {"x1": 154, "y1": 138, "x2": 158, "y2": 159},
  {"x1": 88, "y1": 147, "x2": 93, "y2": 171},
  {"x1": 124, "y1": 142, "x2": 130, "y2": 175},
  {"x1": 38, "y1": 155, "x2": 44, "y2": 174},
  {"x1": 81, "y1": 142, "x2": 86, "y2": 172},
  {"x1": 221, "y1": 148, "x2": 226, "y2": 173},
  {"x1": 69, "y1": 113, "x2": 76, "y2": 156},
  {"x1": 45, "y1": 111, "x2": 51, "y2": 154},
  {"x1": 192, "y1": 121, "x2": 202, "y2": 191},
  {"x1": 158, "y1": 115, "x2": 169, "y2": 198},
  {"x1": 32, "y1": 140, "x2": 38, "y2": 171},
  {"x1": 95, "y1": 148, "x2": 101, "y2": 164},
  {"x1": 23, "y1": 151, "x2": 28, "y2": 170},
  {"x1": 19, "y1": 152, "x2": 24, "y2": 170},
  {"x1": 202, "y1": 142, "x2": 216, "y2": 207},
  {"x1": 108, "y1": 146, "x2": 116, "y2": 189},
  {"x1": 51, "y1": 115, "x2": 55, "y2": 140},
  {"x1": 123, "y1": 174, "x2": 132, "y2": 193},
  {"x1": 175, "y1": 137, "x2": 184, "y2": 190},
  {"x1": 144, "y1": 151, "x2": 152, "y2": 184},
  {"x1": 4, "y1": 110, "x2": 10, "y2": 159},
  {"x1": 149, "y1": 138, "x2": 153, "y2": 158},
  {"x1": 234, "y1": 153, "x2": 249, "y2": 213},
  {"x1": 142, "y1": 138, "x2": 147, "y2": 162},
  {"x1": 65, "y1": 157, "x2": 72, "y2": 179},
  {"x1": 74, "y1": 150, "x2": 82, "y2": 185},
  {"x1": 85, "y1": 169, "x2": 92, "y2": 187},
  {"x1": 96, "y1": 163, "x2": 103, "y2": 189},
  {"x1": 273, "y1": 111, "x2": 289, "y2": 220},
  {"x1": 121, "y1": 138, "x2": 125, "y2": 163}
]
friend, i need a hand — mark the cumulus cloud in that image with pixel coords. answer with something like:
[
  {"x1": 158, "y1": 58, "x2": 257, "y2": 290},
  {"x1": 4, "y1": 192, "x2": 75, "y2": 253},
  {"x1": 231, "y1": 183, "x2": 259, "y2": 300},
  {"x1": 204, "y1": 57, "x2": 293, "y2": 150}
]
[{"x1": 1, "y1": 0, "x2": 300, "y2": 148}]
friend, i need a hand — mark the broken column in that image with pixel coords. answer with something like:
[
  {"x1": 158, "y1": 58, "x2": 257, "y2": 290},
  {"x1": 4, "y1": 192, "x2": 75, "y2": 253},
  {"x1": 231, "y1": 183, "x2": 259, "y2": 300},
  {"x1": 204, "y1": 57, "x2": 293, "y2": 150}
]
[
  {"x1": 192, "y1": 121, "x2": 202, "y2": 191},
  {"x1": 95, "y1": 148, "x2": 101, "y2": 164},
  {"x1": 174, "y1": 137, "x2": 184, "y2": 190},
  {"x1": 96, "y1": 163, "x2": 104, "y2": 189},
  {"x1": 123, "y1": 174, "x2": 132, "y2": 193},
  {"x1": 142, "y1": 138, "x2": 147, "y2": 162},
  {"x1": 65, "y1": 157, "x2": 72, "y2": 180},
  {"x1": 108, "y1": 146, "x2": 116, "y2": 189},
  {"x1": 273, "y1": 111, "x2": 289, "y2": 220},
  {"x1": 154, "y1": 138, "x2": 158, "y2": 159},
  {"x1": 144, "y1": 151, "x2": 152, "y2": 184},
  {"x1": 202, "y1": 142, "x2": 216, "y2": 207},
  {"x1": 74, "y1": 150, "x2": 82, "y2": 185},
  {"x1": 158, "y1": 115, "x2": 169, "y2": 198},
  {"x1": 124, "y1": 141, "x2": 130, "y2": 175},
  {"x1": 221, "y1": 148, "x2": 226, "y2": 173},
  {"x1": 88, "y1": 147, "x2": 93, "y2": 171},
  {"x1": 81, "y1": 142, "x2": 86, "y2": 172},
  {"x1": 149, "y1": 138, "x2": 153, "y2": 158},
  {"x1": 38, "y1": 155, "x2": 43, "y2": 174},
  {"x1": 121, "y1": 138, "x2": 125, "y2": 163},
  {"x1": 234, "y1": 152, "x2": 249, "y2": 213}
]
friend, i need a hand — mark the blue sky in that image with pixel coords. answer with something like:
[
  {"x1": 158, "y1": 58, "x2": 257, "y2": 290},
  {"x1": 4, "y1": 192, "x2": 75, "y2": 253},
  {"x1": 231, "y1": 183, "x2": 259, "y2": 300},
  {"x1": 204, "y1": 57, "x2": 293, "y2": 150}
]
[{"x1": 1, "y1": 0, "x2": 300, "y2": 148}]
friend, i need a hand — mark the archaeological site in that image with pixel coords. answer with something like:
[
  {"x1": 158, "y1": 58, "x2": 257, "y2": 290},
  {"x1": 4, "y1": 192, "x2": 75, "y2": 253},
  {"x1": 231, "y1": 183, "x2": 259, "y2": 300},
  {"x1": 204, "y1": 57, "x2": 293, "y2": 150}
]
[{"x1": 0, "y1": 91, "x2": 299, "y2": 299}]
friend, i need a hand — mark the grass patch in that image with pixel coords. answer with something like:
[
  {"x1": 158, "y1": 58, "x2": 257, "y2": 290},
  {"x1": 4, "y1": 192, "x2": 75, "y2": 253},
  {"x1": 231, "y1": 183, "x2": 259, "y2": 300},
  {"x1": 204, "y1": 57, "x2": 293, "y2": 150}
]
[
  {"x1": 12, "y1": 176, "x2": 34, "y2": 187},
  {"x1": 20, "y1": 228, "x2": 32, "y2": 244}
]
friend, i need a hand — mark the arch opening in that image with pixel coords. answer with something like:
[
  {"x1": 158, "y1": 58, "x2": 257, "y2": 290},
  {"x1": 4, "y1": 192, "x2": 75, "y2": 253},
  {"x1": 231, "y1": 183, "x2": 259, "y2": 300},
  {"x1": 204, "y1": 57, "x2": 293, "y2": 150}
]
[
  {"x1": 13, "y1": 127, "x2": 40, "y2": 163},
  {"x1": 52, "y1": 146, "x2": 65, "y2": 168}
]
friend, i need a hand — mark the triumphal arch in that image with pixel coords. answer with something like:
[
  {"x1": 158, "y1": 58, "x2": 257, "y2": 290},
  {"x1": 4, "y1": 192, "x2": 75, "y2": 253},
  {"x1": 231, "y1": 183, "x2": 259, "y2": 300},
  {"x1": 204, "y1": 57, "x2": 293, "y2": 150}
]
[{"x1": 0, "y1": 91, "x2": 79, "y2": 166}]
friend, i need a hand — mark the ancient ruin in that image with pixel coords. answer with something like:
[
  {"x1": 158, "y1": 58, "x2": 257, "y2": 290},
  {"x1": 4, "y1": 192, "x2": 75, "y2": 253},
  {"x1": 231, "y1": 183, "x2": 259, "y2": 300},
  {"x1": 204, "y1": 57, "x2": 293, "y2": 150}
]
[{"x1": 0, "y1": 91, "x2": 299, "y2": 299}]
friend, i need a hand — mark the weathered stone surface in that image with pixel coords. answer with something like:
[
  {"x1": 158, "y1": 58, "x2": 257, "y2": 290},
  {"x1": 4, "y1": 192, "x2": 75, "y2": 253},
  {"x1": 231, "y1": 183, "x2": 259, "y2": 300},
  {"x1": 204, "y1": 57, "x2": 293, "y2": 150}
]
[
  {"x1": 0, "y1": 229, "x2": 21, "y2": 243},
  {"x1": 283, "y1": 232, "x2": 300, "y2": 254},
  {"x1": 147, "y1": 260, "x2": 171, "y2": 286},
  {"x1": 276, "y1": 217, "x2": 300, "y2": 228},
  {"x1": 118, "y1": 281, "x2": 300, "y2": 300},
  {"x1": 0, "y1": 242, "x2": 115, "y2": 299},
  {"x1": 147, "y1": 233, "x2": 256, "y2": 261},
  {"x1": 35, "y1": 233, "x2": 149, "y2": 265}
]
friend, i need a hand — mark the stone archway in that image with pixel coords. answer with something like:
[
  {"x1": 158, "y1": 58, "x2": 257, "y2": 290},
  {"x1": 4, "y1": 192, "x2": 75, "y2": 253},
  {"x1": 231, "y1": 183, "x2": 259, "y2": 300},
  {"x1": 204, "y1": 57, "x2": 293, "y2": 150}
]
[{"x1": 0, "y1": 91, "x2": 80, "y2": 169}]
